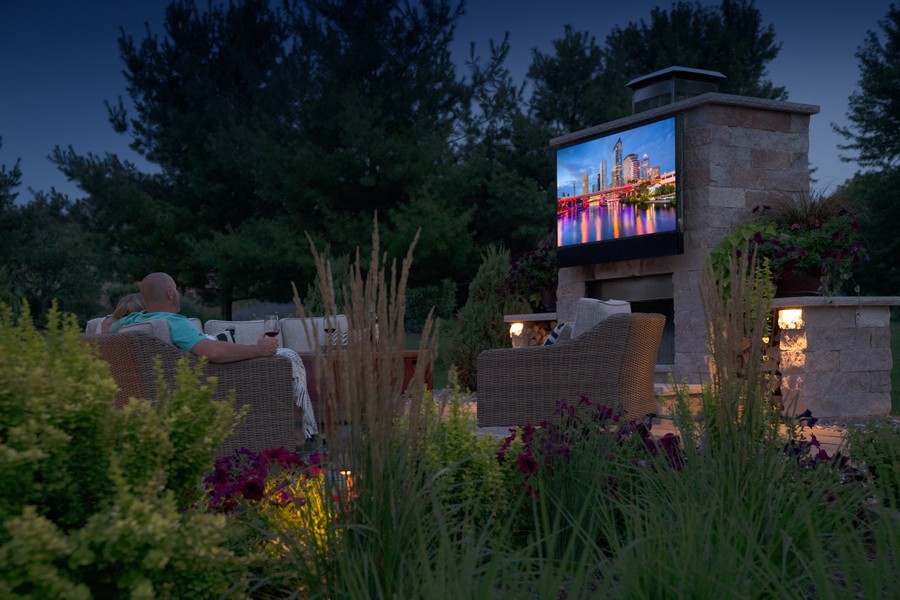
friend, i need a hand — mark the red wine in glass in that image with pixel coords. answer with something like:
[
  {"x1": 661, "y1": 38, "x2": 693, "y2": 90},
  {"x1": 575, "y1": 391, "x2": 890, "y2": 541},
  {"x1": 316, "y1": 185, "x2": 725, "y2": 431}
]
[{"x1": 264, "y1": 315, "x2": 280, "y2": 338}]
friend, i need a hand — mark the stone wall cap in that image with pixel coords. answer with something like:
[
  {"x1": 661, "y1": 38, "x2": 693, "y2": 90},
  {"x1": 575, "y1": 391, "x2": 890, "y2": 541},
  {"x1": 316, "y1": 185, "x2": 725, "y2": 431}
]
[
  {"x1": 771, "y1": 296, "x2": 900, "y2": 308},
  {"x1": 504, "y1": 312, "x2": 558, "y2": 322},
  {"x1": 550, "y1": 92, "x2": 820, "y2": 148}
]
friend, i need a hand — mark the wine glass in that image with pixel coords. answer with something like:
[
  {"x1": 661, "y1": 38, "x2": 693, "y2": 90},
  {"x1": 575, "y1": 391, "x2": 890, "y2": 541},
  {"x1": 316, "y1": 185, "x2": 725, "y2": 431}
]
[{"x1": 263, "y1": 315, "x2": 280, "y2": 338}]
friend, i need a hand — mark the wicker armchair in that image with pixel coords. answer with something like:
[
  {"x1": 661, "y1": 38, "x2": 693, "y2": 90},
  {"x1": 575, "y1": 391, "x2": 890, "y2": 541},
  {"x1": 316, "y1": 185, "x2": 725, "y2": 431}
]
[
  {"x1": 90, "y1": 331, "x2": 295, "y2": 458},
  {"x1": 476, "y1": 312, "x2": 665, "y2": 427}
]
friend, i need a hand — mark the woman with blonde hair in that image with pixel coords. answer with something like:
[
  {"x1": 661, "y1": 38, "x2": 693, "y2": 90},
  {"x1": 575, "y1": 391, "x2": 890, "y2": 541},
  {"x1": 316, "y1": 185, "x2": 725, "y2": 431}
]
[{"x1": 99, "y1": 292, "x2": 145, "y2": 333}]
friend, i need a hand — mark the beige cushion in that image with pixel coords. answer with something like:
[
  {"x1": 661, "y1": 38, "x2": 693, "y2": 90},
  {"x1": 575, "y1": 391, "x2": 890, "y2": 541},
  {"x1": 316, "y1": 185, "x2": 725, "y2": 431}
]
[
  {"x1": 204, "y1": 319, "x2": 275, "y2": 345},
  {"x1": 85, "y1": 317, "x2": 106, "y2": 336},
  {"x1": 571, "y1": 298, "x2": 631, "y2": 338},
  {"x1": 280, "y1": 315, "x2": 349, "y2": 352},
  {"x1": 120, "y1": 319, "x2": 174, "y2": 344}
]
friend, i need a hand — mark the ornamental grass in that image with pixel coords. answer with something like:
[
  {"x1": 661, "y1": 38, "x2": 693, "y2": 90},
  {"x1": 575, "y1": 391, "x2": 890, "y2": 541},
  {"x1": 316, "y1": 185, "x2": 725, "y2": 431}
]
[{"x1": 2, "y1": 221, "x2": 898, "y2": 598}]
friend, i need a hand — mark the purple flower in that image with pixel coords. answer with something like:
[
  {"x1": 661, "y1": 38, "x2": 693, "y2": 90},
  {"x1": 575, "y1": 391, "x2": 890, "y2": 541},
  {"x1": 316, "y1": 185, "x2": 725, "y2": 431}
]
[
  {"x1": 239, "y1": 477, "x2": 265, "y2": 502},
  {"x1": 517, "y1": 452, "x2": 538, "y2": 476}
]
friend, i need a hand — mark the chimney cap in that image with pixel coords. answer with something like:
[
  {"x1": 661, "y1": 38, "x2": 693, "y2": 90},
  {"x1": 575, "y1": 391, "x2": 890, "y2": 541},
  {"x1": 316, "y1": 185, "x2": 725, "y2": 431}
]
[{"x1": 626, "y1": 66, "x2": 726, "y2": 90}]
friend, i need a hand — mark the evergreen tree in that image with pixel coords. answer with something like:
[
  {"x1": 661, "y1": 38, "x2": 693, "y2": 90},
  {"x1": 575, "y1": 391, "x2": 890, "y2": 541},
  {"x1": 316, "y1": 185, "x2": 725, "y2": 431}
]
[
  {"x1": 835, "y1": 4, "x2": 900, "y2": 169},
  {"x1": 528, "y1": 0, "x2": 785, "y2": 132},
  {"x1": 842, "y1": 169, "x2": 900, "y2": 296}
]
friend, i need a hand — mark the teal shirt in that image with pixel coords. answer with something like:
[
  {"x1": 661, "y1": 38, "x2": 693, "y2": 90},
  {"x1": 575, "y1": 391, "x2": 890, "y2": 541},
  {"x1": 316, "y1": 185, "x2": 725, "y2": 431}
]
[{"x1": 110, "y1": 311, "x2": 206, "y2": 351}]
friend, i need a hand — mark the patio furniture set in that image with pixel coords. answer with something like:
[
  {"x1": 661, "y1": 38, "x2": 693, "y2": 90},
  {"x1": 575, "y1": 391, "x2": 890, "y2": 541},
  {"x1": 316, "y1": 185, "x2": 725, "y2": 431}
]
[{"x1": 85, "y1": 299, "x2": 666, "y2": 457}]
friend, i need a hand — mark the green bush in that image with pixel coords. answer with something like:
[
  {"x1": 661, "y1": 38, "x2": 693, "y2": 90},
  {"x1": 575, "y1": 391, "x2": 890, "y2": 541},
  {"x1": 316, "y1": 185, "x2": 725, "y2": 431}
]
[
  {"x1": 844, "y1": 418, "x2": 900, "y2": 509},
  {"x1": 448, "y1": 245, "x2": 511, "y2": 391},
  {"x1": 405, "y1": 279, "x2": 457, "y2": 333},
  {"x1": 415, "y1": 387, "x2": 520, "y2": 530},
  {"x1": 0, "y1": 302, "x2": 248, "y2": 598}
]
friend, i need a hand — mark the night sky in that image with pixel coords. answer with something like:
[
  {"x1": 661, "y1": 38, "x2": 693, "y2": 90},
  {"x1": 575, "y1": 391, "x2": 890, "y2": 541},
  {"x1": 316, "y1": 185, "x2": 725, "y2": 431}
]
[{"x1": 0, "y1": 0, "x2": 893, "y2": 201}]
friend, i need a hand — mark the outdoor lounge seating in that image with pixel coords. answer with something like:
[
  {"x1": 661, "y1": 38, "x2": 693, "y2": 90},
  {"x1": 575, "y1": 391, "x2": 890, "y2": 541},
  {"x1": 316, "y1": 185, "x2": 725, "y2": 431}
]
[
  {"x1": 476, "y1": 312, "x2": 666, "y2": 427},
  {"x1": 89, "y1": 330, "x2": 295, "y2": 458}
]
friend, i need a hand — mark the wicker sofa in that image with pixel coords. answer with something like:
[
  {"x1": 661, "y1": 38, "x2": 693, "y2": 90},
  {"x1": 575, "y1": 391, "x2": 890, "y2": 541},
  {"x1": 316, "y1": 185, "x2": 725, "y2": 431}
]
[
  {"x1": 89, "y1": 330, "x2": 295, "y2": 458},
  {"x1": 476, "y1": 312, "x2": 665, "y2": 427}
]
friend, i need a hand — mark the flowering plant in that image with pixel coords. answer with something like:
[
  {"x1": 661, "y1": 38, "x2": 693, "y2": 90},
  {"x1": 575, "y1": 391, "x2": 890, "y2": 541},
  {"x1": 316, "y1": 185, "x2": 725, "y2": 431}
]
[
  {"x1": 204, "y1": 447, "x2": 346, "y2": 557},
  {"x1": 506, "y1": 234, "x2": 558, "y2": 311},
  {"x1": 751, "y1": 199, "x2": 868, "y2": 295},
  {"x1": 714, "y1": 191, "x2": 869, "y2": 296}
]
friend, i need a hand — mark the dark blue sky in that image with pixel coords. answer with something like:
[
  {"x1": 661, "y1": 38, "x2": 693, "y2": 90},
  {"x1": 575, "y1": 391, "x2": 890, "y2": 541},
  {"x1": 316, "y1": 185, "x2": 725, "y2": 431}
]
[{"x1": 0, "y1": 0, "x2": 894, "y2": 202}]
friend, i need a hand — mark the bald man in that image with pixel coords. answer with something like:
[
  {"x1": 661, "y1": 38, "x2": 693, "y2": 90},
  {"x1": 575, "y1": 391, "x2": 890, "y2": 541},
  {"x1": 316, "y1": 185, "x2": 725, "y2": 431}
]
[{"x1": 110, "y1": 272, "x2": 278, "y2": 363}]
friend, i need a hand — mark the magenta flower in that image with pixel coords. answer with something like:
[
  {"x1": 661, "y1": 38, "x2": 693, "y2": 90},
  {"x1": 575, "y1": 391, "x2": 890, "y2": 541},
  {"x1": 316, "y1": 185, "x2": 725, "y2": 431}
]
[{"x1": 516, "y1": 452, "x2": 538, "y2": 476}]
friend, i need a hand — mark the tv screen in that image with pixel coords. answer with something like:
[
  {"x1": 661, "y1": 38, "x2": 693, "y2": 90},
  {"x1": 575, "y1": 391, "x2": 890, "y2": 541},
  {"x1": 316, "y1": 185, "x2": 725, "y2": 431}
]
[{"x1": 555, "y1": 115, "x2": 682, "y2": 267}]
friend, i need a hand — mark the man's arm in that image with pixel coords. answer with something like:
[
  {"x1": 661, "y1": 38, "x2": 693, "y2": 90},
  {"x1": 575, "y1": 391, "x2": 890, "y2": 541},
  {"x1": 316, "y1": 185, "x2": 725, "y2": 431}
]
[{"x1": 190, "y1": 334, "x2": 278, "y2": 363}]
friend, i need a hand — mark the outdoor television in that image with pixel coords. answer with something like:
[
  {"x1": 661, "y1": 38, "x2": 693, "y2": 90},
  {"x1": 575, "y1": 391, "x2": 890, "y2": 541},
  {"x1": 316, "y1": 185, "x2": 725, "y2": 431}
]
[{"x1": 555, "y1": 115, "x2": 683, "y2": 267}]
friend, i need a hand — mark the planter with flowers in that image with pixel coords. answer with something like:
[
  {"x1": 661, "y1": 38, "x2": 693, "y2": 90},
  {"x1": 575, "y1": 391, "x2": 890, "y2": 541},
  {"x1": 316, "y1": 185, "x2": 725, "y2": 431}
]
[{"x1": 714, "y1": 191, "x2": 869, "y2": 297}]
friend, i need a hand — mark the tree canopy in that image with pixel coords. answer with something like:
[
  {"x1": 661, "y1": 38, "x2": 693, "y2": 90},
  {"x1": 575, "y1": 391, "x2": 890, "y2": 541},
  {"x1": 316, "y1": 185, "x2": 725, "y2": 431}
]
[
  {"x1": 5, "y1": 0, "x2": 801, "y2": 321},
  {"x1": 835, "y1": 3, "x2": 900, "y2": 169}
]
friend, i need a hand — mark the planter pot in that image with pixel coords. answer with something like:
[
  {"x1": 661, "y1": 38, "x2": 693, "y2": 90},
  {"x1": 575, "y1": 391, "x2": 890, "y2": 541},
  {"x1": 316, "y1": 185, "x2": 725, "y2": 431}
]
[{"x1": 775, "y1": 272, "x2": 821, "y2": 297}]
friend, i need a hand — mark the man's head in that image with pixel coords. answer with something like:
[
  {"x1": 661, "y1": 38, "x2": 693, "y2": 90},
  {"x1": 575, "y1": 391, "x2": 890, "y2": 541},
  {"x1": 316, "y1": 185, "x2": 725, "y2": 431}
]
[{"x1": 140, "y1": 272, "x2": 180, "y2": 313}]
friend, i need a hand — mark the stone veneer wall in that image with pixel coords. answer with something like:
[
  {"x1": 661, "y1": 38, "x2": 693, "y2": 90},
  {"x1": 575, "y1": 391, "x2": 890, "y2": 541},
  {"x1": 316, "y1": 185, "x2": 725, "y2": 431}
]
[
  {"x1": 773, "y1": 297, "x2": 899, "y2": 418},
  {"x1": 553, "y1": 93, "x2": 820, "y2": 385}
]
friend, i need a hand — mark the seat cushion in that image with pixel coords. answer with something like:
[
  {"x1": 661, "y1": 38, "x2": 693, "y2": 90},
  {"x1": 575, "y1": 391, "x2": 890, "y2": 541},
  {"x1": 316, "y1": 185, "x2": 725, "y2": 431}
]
[
  {"x1": 280, "y1": 315, "x2": 349, "y2": 352},
  {"x1": 120, "y1": 319, "x2": 174, "y2": 344},
  {"x1": 85, "y1": 316, "x2": 106, "y2": 336},
  {"x1": 571, "y1": 298, "x2": 631, "y2": 339},
  {"x1": 204, "y1": 319, "x2": 277, "y2": 345}
]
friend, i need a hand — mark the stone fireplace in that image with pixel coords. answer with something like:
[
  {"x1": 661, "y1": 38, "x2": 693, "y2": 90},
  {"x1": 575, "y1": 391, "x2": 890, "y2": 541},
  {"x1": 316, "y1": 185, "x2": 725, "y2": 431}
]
[{"x1": 552, "y1": 68, "x2": 820, "y2": 386}]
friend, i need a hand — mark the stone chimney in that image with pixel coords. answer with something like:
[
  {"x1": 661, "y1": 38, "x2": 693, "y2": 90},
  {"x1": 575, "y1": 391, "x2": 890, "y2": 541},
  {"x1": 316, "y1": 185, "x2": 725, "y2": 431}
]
[{"x1": 626, "y1": 66, "x2": 726, "y2": 114}]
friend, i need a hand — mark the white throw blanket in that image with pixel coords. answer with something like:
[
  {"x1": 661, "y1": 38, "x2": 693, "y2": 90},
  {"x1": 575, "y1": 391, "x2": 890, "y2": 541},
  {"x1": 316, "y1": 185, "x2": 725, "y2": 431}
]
[{"x1": 275, "y1": 347, "x2": 318, "y2": 439}]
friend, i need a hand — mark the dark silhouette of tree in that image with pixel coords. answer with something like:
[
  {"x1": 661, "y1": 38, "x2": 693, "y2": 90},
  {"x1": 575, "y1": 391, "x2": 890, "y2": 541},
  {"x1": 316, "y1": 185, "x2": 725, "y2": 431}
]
[
  {"x1": 842, "y1": 169, "x2": 900, "y2": 295},
  {"x1": 0, "y1": 190, "x2": 103, "y2": 324},
  {"x1": 835, "y1": 4, "x2": 900, "y2": 169},
  {"x1": 529, "y1": 0, "x2": 785, "y2": 132}
]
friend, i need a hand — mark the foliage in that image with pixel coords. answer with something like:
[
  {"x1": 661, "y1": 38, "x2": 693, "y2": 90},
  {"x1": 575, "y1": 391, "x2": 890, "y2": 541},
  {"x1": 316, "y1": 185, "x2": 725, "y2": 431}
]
[
  {"x1": 414, "y1": 386, "x2": 519, "y2": 531},
  {"x1": 0, "y1": 302, "x2": 247, "y2": 597},
  {"x1": 843, "y1": 418, "x2": 900, "y2": 509},
  {"x1": 405, "y1": 279, "x2": 457, "y2": 333},
  {"x1": 505, "y1": 232, "x2": 558, "y2": 312},
  {"x1": 0, "y1": 136, "x2": 22, "y2": 208},
  {"x1": 835, "y1": 3, "x2": 900, "y2": 168},
  {"x1": 448, "y1": 245, "x2": 511, "y2": 391},
  {"x1": 0, "y1": 191, "x2": 104, "y2": 326},
  {"x1": 700, "y1": 232, "x2": 783, "y2": 453},
  {"x1": 713, "y1": 191, "x2": 870, "y2": 296},
  {"x1": 752, "y1": 192, "x2": 869, "y2": 295},
  {"x1": 710, "y1": 221, "x2": 777, "y2": 299},
  {"x1": 202, "y1": 447, "x2": 344, "y2": 594},
  {"x1": 528, "y1": 0, "x2": 785, "y2": 132},
  {"x1": 841, "y1": 168, "x2": 900, "y2": 296}
]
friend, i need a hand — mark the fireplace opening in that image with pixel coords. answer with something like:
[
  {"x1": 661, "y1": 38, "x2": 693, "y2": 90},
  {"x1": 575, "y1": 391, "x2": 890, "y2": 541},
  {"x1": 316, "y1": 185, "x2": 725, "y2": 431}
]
[{"x1": 586, "y1": 274, "x2": 675, "y2": 365}]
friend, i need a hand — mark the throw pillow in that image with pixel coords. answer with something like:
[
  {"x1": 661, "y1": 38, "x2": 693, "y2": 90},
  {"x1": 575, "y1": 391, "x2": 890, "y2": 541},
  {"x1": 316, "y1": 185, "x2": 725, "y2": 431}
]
[
  {"x1": 330, "y1": 329, "x2": 349, "y2": 347},
  {"x1": 543, "y1": 322, "x2": 570, "y2": 346},
  {"x1": 213, "y1": 328, "x2": 236, "y2": 343},
  {"x1": 571, "y1": 298, "x2": 631, "y2": 339}
]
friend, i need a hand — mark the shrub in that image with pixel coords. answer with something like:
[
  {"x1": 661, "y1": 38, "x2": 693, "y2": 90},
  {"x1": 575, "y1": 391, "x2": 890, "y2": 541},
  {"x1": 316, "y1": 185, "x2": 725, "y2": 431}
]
[
  {"x1": 405, "y1": 279, "x2": 457, "y2": 333},
  {"x1": 448, "y1": 245, "x2": 511, "y2": 391},
  {"x1": 413, "y1": 386, "x2": 518, "y2": 530},
  {"x1": 843, "y1": 418, "x2": 900, "y2": 509},
  {"x1": 0, "y1": 302, "x2": 247, "y2": 598}
]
